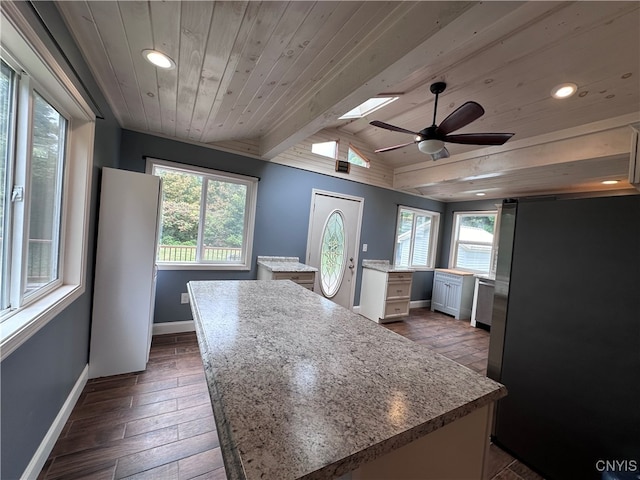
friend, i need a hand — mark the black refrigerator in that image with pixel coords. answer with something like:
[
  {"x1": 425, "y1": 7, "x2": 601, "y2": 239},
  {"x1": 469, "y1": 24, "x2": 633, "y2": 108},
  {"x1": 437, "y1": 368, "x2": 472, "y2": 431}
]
[{"x1": 488, "y1": 195, "x2": 640, "y2": 480}]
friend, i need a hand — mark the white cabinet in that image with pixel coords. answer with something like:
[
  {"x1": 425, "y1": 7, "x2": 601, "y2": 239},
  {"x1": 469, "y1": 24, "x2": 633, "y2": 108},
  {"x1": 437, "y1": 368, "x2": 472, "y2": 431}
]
[
  {"x1": 256, "y1": 256, "x2": 317, "y2": 290},
  {"x1": 360, "y1": 267, "x2": 413, "y2": 323},
  {"x1": 89, "y1": 168, "x2": 161, "y2": 378},
  {"x1": 257, "y1": 266, "x2": 316, "y2": 290},
  {"x1": 431, "y1": 269, "x2": 475, "y2": 320}
]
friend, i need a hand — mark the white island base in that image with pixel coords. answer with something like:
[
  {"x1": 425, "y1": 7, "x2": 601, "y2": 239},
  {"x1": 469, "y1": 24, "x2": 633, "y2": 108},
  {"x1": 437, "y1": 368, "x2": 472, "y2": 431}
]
[{"x1": 344, "y1": 405, "x2": 492, "y2": 479}]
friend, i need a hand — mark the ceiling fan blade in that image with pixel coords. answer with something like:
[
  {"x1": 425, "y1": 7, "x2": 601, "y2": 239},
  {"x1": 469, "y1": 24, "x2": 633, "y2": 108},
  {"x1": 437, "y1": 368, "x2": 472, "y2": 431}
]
[
  {"x1": 443, "y1": 132, "x2": 514, "y2": 145},
  {"x1": 431, "y1": 147, "x2": 449, "y2": 161},
  {"x1": 370, "y1": 120, "x2": 419, "y2": 136},
  {"x1": 375, "y1": 141, "x2": 417, "y2": 153},
  {"x1": 437, "y1": 101, "x2": 485, "y2": 135}
]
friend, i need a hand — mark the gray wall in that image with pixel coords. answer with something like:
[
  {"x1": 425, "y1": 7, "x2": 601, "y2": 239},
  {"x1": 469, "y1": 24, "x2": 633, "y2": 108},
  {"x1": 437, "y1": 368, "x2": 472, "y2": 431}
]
[
  {"x1": 119, "y1": 130, "x2": 447, "y2": 323},
  {"x1": 0, "y1": 2, "x2": 120, "y2": 478}
]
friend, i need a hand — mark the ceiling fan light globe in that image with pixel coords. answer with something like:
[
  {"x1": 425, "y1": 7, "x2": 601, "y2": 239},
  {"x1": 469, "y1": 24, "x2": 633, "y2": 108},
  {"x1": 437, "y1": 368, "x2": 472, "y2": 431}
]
[{"x1": 418, "y1": 139, "x2": 444, "y2": 154}]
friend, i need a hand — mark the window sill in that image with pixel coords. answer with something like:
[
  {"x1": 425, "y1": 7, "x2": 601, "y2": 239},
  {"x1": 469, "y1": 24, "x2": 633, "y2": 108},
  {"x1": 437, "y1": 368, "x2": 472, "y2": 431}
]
[
  {"x1": 0, "y1": 284, "x2": 84, "y2": 361},
  {"x1": 156, "y1": 263, "x2": 251, "y2": 271}
]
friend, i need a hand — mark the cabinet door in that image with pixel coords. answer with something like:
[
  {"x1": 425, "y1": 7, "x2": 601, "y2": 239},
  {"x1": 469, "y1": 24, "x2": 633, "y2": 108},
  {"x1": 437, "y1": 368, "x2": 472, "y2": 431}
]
[
  {"x1": 431, "y1": 276, "x2": 447, "y2": 311},
  {"x1": 444, "y1": 281, "x2": 462, "y2": 315}
]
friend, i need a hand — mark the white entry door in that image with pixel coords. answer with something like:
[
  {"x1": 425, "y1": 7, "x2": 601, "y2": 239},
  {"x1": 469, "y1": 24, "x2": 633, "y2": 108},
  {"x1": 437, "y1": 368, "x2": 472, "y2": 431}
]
[{"x1": 306, "y1": 190, "x2": 364, "y2": 309}]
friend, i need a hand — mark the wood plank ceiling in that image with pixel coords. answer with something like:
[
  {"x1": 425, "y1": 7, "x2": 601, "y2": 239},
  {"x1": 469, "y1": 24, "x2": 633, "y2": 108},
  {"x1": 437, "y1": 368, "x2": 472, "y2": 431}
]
[{"x1": 56, "y1": 1, "x2": 640, "y2": 201}]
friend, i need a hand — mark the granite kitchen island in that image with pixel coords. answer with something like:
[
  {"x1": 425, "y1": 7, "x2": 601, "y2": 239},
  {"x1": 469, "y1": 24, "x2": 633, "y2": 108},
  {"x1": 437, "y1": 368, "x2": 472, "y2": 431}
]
[{"x1": 188, "y1": 280, "x2": 506, "y2": 480}]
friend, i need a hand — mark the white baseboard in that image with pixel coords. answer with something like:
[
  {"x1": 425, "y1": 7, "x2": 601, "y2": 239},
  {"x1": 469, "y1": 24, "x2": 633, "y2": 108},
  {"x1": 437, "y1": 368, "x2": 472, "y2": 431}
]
[
  {"x1": 410, "y1": 300, "x2": 431, "y2": 309},
  {"x1": 22, "y1": 364, "x2": 89, "y2": 480},
  {"x1": 152, "y1": 320, "x2": 195, "y2": 336}
]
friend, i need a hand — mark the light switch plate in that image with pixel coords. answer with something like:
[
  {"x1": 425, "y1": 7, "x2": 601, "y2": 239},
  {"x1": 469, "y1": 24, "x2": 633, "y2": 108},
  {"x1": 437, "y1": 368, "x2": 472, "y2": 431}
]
[{"x1": 181, "y1": 293, "x2": 189, "y2": 304}]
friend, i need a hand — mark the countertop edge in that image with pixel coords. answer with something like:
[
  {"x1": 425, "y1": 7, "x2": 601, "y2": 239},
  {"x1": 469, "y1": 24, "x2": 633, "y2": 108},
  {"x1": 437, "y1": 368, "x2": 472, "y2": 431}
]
[
  {"x1": 362, "y1": 264, "x2": 414, "y2": 273},
  {"x1": 257, "y1": 260, "x2": 318, "y2": 273},
  {"x1": 187, "y1": 282, "x2": 247, "y2": 480},
  {"x1": 300, "y1": 387, "x2": 507, "y2": 480}
]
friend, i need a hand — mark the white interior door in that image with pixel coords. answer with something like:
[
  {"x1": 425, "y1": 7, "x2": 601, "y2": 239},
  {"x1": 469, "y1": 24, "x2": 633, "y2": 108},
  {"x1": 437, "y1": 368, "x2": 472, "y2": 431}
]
[{"x1": 306, "y1": 190, "x2": 363, "y2": 309}]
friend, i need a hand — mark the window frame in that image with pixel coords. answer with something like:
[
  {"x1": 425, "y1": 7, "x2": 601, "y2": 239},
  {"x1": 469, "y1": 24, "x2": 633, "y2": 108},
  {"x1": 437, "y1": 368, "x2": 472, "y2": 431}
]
[
  {"x1": 16, "y1": 83, "x2": 69, "y2": 306},
  {"x1": 393, "y1": 205, "x2": 440, "y2": 271},
  {"x1": 347, "y1": 144, "x2": 370, "y2": 169},
  {"x1": 449, "y1": 210, "x2": 499, "y2": 275},
  {"x1": 1, "y1": 4, "x2": 95, "y2": 361},
  {"x1": 1, "y1": 58, "x2": 18, "y2": 316},
  {"x1": 146, "y1": 158, "x2": 258, "y2": 271}
]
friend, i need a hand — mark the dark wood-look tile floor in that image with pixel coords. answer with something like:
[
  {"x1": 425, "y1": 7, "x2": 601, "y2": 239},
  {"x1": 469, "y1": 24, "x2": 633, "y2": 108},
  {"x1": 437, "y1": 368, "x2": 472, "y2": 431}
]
[
  {"x1": 384, "y1": 308, "x2": 491, "y2": 376},
  {"x1": 382, "y1": 308, "x2": 544, "y2": 480},
  {"x1": 39, "y1": 308, "x2": 543, "y2": 480},
  {"x1": 38, "y1": 332, "x2": 225, "y2": 480}
]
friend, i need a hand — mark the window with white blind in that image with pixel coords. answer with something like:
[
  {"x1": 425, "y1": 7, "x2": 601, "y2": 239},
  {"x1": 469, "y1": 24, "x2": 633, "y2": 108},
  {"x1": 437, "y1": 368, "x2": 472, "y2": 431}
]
[{"x1": 393, "y1": 206, "x2": 440, "y2": 269}]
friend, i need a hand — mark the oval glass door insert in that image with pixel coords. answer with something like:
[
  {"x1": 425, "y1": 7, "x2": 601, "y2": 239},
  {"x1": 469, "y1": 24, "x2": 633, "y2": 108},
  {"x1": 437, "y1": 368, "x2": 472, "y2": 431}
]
[{"x1": 320, "y1": 210, "x2": 347, "y2": 298}]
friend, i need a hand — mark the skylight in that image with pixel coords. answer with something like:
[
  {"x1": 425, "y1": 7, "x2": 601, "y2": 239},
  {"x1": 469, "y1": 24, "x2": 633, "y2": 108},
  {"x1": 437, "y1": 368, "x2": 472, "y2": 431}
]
[{"x1": 339, "y1": 97, "x2": 398, "y2": 119}]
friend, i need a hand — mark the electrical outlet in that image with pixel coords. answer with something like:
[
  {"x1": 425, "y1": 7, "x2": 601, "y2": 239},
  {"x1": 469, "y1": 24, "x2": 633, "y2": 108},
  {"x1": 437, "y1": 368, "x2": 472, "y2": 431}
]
[
  {"x1": 181, "y1": 293, "x2": 189, "y2": 304},
  {"x1": 362, "y1": 243, "x2": 368, "y2": 252}
]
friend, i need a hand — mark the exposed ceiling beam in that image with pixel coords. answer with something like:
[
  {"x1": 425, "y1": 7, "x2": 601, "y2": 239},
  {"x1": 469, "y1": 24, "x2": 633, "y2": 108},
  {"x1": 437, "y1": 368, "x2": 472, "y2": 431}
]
[
  {"x1": 258, "y1": 1, "x2": 531, "y2": 159},
  {"x1": 393, "y1": 114, "x2": 640, "y2": 190}
]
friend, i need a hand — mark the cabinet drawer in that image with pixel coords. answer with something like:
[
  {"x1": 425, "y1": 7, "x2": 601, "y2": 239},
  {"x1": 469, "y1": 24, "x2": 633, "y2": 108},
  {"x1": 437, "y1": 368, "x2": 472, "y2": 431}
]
[
  {"x1": 384, "y1": 299, "x2": 410, "y2": 318},
  {"x1": 388, "y1": 271, "x2": 411, "y2": 282},
  {"x1": 434, "y1": 272, "x2": 462, "y2": 286},
  {"x1": 386, "y1": 280, "x2": 411, "y2": 299},
  {"x1": 273, "y1": 271, "x2": 315, "y2": 283}
]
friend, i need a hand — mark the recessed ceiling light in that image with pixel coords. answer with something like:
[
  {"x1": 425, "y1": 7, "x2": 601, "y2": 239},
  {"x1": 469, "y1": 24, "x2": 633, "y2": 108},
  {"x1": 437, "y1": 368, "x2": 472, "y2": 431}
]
[
  {"x1": 476, "y1": 192, "x2": 486, "y2": 196},
  {"x1": 143, "y1": 49, "x2": 175, "y2": 69},
  {"x1": 551, "y1": 83, "x2": 578, "y2": 99},
  {"x1": 602, "y1": 180, "x2": 619, "y2": 185}
]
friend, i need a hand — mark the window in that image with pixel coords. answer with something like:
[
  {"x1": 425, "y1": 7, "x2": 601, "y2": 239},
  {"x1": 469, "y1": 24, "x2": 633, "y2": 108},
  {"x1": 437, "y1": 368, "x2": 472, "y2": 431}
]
[
  {"x1": 1, "y1": 61, "x2": 68, "y2": 312},
  {"x1": 339, "y1": 97, "x2": 398, "y2": 119},
  {"x1": 1, "y1": 60, "x2": 15, "y2": 312},
  {"x1": 450, "y1": 211, "x2": 498, "y2": 274},
  {"x1": 311, "y1": 140, "x2": 338, "y2": 159},
  {"x1": 347, "y1": 145, "x2": 370, "y2": 168},
  {"x1": 319, "y1": 210, "x2": 346, "y2": 297},
  {"x1": 1, "y1": 3, "x2": 95, "y2": 359},
  {"x1": 147, "y1": 159, "x2": 258, "y2": 270},
  {"x1": 393, "y1": 206, "x2": 440, "y2": 269}
]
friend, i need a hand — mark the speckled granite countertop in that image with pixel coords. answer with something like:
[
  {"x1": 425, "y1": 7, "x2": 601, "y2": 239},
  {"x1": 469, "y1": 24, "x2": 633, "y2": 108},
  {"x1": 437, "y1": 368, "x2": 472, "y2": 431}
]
[
  {"x1": 257, "y1": 255, "x2": 318, "y2": 272},
  {"x1": 362, "y1": 259, "x2": 413, "y2": 273},
  {"x1": 188, "y1": 280, "x2": 506, "y2": 480}
]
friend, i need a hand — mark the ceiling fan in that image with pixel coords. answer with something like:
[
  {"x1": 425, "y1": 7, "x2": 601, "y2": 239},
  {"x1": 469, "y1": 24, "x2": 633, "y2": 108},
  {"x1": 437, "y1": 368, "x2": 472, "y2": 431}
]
[{"x1": 370, "y1": 82, "x2": 514, "y2": 160}]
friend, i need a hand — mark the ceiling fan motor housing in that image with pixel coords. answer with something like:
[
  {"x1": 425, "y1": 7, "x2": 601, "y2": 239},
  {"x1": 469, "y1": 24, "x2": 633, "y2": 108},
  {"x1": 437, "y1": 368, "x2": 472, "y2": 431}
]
[{"x1": 430, "y1": 82, "x2": 447, "y2": 95}]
